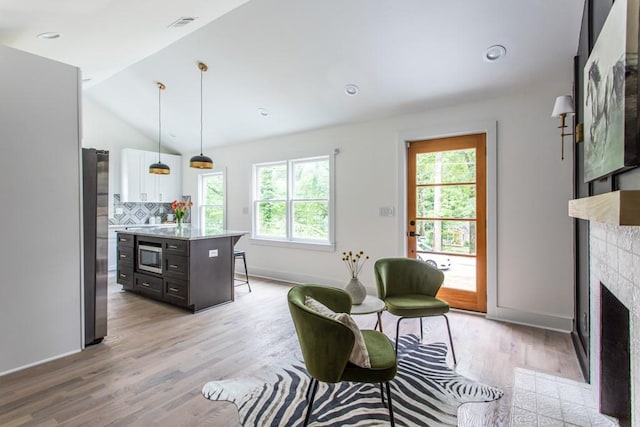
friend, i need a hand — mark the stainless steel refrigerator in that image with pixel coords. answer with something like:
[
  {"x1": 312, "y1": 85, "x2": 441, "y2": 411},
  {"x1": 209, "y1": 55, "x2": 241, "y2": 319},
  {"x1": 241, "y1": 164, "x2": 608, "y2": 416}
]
[{"x1": 82, "y1": 148, "x2": 109, "y2": 346}]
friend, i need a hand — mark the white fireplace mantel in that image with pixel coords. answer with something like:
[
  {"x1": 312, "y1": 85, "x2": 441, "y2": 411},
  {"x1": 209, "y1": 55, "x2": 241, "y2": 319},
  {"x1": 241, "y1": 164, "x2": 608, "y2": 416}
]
[{"x1": 568, "y1": 190, "x2": 640, "y2": 225}]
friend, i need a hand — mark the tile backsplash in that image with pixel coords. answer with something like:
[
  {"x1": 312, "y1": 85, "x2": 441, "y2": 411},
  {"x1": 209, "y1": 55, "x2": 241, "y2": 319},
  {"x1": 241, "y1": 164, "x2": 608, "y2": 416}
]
[{"x1": 109, "y1": 194, "x2": 192, "y2": 225}]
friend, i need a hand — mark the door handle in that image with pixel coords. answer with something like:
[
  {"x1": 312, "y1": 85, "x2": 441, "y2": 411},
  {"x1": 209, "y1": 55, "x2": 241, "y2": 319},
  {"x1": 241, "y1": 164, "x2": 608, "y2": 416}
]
[{"x1": 408, "y1": 231, "x2": 421, "y2": 237}]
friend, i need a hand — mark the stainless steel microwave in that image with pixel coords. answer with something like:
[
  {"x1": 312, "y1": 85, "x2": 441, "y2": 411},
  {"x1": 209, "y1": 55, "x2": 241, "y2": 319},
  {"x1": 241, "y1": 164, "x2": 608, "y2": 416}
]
[{"x1": 138, "y1": 244, "x2": 162, "y2": 274}]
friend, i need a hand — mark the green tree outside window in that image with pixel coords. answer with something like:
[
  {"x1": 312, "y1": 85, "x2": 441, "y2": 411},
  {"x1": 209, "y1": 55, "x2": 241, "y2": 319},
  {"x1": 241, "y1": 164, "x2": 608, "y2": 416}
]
[{"x1": 254, "y1": 157, "x2": 332, "y2": 243}]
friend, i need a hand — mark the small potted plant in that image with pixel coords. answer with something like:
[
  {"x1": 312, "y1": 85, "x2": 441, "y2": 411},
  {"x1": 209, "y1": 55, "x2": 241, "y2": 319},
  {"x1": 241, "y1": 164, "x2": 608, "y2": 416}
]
[{"x1": 341, "y1": 250, "x2": 369, "y2": 305}]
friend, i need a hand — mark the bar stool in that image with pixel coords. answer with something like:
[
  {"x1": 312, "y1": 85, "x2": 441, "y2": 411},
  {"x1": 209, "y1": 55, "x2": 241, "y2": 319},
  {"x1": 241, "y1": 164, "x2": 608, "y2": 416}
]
[{"x1": 234, "y1": 250, "x2": 251, "y2": 292}]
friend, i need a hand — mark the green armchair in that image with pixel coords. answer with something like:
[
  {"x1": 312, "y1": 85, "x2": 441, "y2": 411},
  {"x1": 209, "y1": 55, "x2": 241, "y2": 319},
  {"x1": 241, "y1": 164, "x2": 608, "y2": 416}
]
[
  {"x1": 374, "y1": 257, "x2": 457, "y2": 364},
  {"x1": 287, "y1": 285, "x2": 397, "y2": 426}
]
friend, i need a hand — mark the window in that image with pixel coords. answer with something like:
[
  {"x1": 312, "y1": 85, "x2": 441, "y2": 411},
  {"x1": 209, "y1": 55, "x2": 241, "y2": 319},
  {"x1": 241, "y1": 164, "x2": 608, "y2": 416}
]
[
  {"x1": 198, "y1": 172, "x2": 225, "y2": 233},
  {"x1": 253, "y1": 155, "x2": 333, "y2": 246}
]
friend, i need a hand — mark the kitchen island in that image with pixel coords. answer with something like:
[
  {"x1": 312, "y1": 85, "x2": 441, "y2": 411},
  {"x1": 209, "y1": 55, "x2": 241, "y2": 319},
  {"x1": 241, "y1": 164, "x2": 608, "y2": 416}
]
[{"x1": 116, "y1": 226, "x2": 247, "y2": 312}]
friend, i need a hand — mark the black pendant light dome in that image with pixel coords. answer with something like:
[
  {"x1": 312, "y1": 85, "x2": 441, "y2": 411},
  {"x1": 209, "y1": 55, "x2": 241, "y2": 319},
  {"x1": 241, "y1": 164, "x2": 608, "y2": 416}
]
[
  {"x1": 189, "y1": 62, "x2": 214, "y2": 169},
  {"x1": 149, "y1": 82, "x2": 170, "y2": 175}
]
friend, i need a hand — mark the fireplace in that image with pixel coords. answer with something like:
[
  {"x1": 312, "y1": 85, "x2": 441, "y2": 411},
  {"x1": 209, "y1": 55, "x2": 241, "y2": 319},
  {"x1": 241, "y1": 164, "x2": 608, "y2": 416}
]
[
  {"x1": 589, "y1": 223, "x2": 640, "y2": 426},
  {"x1": 599, "y1": 284, "x2": 631, "y2": 426}
]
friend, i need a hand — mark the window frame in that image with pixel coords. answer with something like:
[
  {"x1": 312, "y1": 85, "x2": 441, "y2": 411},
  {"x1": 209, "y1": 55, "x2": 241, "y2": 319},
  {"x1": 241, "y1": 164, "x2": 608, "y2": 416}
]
[
  {"x1": 251, "y1": 154, "x2": 335, "y2": 251},
  {"x1": 198, "y1": 171, "x2": 226, "y2": 231}
]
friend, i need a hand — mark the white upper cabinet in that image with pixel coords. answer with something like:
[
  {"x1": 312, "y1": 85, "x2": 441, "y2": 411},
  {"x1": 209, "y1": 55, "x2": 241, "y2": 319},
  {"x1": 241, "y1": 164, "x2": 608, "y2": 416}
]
[{"x1": 121, "y1": 148, "x2": 182, "y2": 203}]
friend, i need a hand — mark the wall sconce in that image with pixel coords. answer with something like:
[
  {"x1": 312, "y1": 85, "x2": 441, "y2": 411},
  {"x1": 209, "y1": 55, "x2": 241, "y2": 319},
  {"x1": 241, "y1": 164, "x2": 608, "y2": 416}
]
[{"x1": 551, "y1": 95, "x2": 575, "y2": 160}]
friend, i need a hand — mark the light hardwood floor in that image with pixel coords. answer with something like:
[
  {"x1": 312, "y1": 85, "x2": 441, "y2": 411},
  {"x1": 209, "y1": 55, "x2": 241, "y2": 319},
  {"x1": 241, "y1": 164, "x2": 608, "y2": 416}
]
[{"x1": 0, "y1": 274, "x2": 583, "y2": 426}]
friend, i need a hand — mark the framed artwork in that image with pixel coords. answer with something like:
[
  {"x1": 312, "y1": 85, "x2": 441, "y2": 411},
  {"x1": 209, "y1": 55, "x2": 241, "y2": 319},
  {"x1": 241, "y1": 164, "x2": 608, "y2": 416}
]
[{"x1": 583, "y1": 0, "x2": 640, "y2": 182}]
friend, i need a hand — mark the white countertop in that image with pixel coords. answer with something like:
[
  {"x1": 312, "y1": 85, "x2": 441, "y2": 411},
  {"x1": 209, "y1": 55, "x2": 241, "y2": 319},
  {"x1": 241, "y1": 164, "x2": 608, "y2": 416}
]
[
  {"x1": 108, "y1": 223, "x2": 179, "y2": 229},
  {"x1": 116, "y1": 226, "x2": 248, "y2": 241}
]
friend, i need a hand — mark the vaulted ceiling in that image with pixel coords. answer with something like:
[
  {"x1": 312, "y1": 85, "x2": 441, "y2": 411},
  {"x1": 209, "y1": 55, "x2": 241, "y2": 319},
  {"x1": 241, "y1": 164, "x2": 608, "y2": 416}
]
[{"x1": 1, "y1": 0, "x2": 585, "y2": 153}]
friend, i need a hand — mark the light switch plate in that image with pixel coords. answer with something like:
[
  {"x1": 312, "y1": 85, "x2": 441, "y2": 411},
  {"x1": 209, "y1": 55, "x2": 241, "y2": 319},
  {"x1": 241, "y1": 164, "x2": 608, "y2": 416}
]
[
  {"x1": 379, "y1": 206, "x2": 395, "y2": 217},
  {"x1": 209, "y1": 249, "x2": 219, "y2": 257},
  {"x1": 115, "y1": 208, "x2": 123, "y2": 215}
]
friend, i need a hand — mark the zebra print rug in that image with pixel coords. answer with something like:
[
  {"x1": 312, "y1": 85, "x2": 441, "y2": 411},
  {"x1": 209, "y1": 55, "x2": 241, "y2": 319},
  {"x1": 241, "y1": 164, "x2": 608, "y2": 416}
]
[{"x1": 202, "y1": 335, "x2": 503, "y2": 426}]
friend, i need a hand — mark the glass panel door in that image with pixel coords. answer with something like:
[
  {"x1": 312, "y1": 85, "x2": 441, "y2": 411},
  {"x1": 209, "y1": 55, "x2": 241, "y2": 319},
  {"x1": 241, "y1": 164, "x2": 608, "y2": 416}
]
[{"x1": 408, "y1": 134, "x2": 486, "y2": 312}]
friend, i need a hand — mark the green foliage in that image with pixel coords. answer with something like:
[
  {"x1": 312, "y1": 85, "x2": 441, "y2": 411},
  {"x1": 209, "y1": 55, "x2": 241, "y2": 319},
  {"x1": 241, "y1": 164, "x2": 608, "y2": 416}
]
[
  {"x1": 257, "y1": 202, "x2": 286, "y2": 237},
  {"x1": 415, "y1": 149, "x2": 477, "y2": 255},
  {"x1": 256, "y1": 159, "x2": 330, "y2": 241},
  {"x1": 416, "y1": 149, "x2": 475, "y2": 184},
  {"x1": 256, "y1": 165, "x2": 287, "y2": 237},
  {"x1": 293, "y1": 160, "x2": 329, "y2": 199},
  {"x1": 203, "y1": 206, "x2": 223, "y2": 233},
  {"x1": 201, "y1": 174, "x2": 224, "y2": 232},
  {"x1": 292, "y1": 201, "x2": 328, "y2": 240}
]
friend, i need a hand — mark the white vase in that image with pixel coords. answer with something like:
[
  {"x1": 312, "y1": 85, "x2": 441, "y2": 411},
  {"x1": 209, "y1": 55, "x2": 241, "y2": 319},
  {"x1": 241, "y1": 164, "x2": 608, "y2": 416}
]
[{"x1": 344, "y1": 277, "x2": 366, "y2": 305}]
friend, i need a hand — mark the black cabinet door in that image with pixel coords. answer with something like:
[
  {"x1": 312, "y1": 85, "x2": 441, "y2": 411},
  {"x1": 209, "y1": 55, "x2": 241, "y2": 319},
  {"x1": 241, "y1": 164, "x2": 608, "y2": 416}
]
[
  {"x1": 116, "y1": 232, "x2": 134, "y2": 247},
  {"x1": 164, "y1": 254, "x2": 189, "y2": 279},
  {"x1": 165, "y1": 239, "x2": 189, "y2": 256},
  {"x1": 117, "y1": 267, "x2": 134, "y2": 290},
  {"x1": 164, "y1": 278, "x2": 189, "y2": 307},
  {"x1": 134, "y1": 273, "x2": 163, "y2": 298},
  {"x1": 117, "y1": 246, "x2": 134, "y2": 265}
]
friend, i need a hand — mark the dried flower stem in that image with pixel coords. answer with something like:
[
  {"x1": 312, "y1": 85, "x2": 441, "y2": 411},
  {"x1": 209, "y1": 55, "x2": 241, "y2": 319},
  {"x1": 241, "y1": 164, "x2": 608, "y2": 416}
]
[{"x1": 341, "y1": 250, "x2": 369, "y2": 279}]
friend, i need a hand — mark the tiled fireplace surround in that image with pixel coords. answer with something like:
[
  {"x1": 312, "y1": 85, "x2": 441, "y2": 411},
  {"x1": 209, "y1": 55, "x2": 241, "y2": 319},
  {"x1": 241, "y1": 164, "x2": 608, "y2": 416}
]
[{"x1": 589, "y1": 222, "x2": 640, "y2": 425}]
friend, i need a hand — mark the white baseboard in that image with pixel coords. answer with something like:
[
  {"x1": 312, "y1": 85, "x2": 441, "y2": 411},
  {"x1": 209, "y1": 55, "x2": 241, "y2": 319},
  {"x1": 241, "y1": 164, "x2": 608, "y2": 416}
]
[
  {"x1": 0, "y1": 348, "x2": 81, "y2": 377},
  {"x1": 240, "y1": 267, "x2": 355, "y2": 290},
  {"x1": 237, "y1": 268, "x2": 573, "y2": 333},
  {"x1": 487, "y1": 307, "x2": 573, "y2": 332}
]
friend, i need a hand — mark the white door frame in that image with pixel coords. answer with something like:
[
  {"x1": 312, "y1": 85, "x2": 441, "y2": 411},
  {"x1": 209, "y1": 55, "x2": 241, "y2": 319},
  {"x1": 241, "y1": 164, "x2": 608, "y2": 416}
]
[{"x1": 396, "y1": 120, "x2": 498, "y2": 318}]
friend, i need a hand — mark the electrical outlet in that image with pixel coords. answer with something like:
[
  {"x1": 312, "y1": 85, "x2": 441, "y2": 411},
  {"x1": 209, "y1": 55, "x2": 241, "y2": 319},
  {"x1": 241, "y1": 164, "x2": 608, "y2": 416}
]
[{"x1": 209, "y1": 249, "x2": 219, "y2": 257}]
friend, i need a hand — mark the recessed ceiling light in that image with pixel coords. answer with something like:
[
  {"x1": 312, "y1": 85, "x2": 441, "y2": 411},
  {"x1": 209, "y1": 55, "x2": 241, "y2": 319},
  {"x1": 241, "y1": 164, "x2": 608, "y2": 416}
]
[
  {"x1": 37, "y1": 32, "x2": 61, "y2": 40},
  {"x1": 484, "y1": 45, "x2": 506, "y2": 62},
  {"x1": 258, "y1": 108, "x2": 269, "y2": 117},
  {"x1": 344, "y1": 84, "x2": 359, "y2": 96}
]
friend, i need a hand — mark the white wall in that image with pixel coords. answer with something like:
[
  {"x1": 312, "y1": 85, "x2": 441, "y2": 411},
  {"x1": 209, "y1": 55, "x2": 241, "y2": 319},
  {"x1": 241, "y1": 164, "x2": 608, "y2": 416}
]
[
  {"x1": 0, "y1": 46, "x2": 83, "y2": 374},
  {"x1": 82, "y1": 96, "x2": 178, "y2": 213},
  {"x1": 184, "y1": 82, "x2": 575, "y2": 331}
]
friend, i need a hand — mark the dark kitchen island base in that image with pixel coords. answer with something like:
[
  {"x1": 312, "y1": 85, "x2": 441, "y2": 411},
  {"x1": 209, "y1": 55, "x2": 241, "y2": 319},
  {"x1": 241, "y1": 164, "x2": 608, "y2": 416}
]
[{"x1": 116, "y1": 227, "x2": 247, "y2": 313}]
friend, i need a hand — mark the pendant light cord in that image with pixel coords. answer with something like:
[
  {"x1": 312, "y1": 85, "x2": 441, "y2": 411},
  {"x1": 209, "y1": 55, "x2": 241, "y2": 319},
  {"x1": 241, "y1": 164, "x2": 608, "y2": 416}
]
[
  {"x1": 200, "y1": 67, "x2": 204, "y2": 156},
  {"x1": 189, "y1": 63, "x2": 212, "y2": 169},
  {"x1": 158, "y1": 85, "x2": 162, "y2": 162}
]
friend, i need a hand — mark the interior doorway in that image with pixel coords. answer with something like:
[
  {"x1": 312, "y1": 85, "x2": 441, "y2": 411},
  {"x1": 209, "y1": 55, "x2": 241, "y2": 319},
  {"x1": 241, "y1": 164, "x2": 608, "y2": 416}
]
[{"x1": 407, "y1": 133, "x2": 487, "y2": 312}]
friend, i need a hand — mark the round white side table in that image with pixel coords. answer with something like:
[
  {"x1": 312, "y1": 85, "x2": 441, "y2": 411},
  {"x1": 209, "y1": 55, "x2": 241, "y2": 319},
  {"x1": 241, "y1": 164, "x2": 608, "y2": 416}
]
[{"x1": 350, "y1": 295, "x2": 386, "y2": 332}]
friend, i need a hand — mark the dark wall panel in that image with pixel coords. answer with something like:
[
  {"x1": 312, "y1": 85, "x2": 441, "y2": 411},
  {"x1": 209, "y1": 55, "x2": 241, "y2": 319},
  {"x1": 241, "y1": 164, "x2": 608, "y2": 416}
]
[{"x1": 572, "y1": 0, "x2": 640, "y2": 381}]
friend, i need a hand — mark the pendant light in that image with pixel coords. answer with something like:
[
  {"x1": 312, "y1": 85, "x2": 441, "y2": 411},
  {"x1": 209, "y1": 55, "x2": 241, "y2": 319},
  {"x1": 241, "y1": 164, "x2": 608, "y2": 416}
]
[
  {"x1": 189, "y1": 62, "x2": 214, "y2": 169},
  {"x1": 149, "y1": 82, "x2": 170, "y2": 174}
]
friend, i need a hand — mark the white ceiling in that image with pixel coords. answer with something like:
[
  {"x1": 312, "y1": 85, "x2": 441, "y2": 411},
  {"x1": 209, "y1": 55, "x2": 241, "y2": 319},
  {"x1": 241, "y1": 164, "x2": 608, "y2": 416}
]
[
  {"x1": 0, "y1": 0, "x2": 250, "y2": 83},
  {"x1": 1, "y1": 0, "x2": 585, "y2": 154}
]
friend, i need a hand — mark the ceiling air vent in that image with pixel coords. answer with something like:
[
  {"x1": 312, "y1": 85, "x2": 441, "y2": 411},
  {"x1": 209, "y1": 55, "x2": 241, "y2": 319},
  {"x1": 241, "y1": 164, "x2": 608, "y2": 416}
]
[{"x1": 168, "y1": 17, "x2": 197, "y2": 28}]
